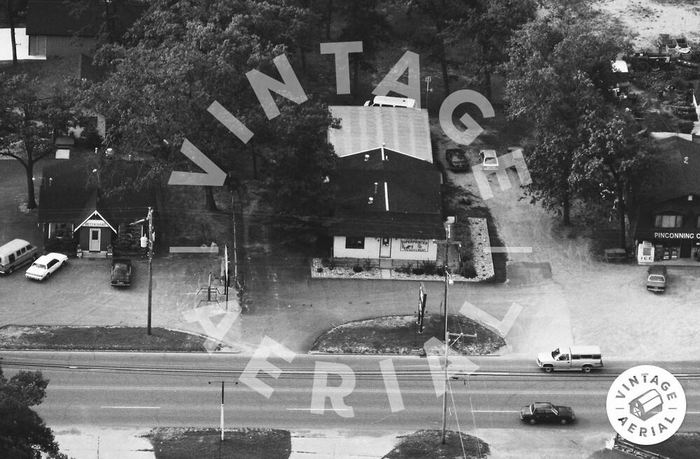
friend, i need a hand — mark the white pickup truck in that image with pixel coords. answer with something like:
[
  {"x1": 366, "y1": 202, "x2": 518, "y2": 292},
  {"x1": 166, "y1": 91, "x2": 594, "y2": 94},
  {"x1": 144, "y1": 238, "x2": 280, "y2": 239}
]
[{"x1": 537, "y1": 346, "x2": 603, "y2": 373}]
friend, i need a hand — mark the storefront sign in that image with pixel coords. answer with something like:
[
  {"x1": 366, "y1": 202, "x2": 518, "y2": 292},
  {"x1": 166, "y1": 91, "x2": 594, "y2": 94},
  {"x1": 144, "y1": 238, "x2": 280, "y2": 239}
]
[
  {"x1": 653, "y1": 232, "x2": 700, "y2": 240},
  {"x1": 84, "y1": 219, "x2": 109, "y2": 228},
  {"x1": 400, "y1": 239, "x2": 429, "y2": 252}
]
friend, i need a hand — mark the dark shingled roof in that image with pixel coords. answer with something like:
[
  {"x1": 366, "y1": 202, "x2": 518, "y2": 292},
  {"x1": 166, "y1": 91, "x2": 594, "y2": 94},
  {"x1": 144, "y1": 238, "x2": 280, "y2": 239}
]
[
  {"x1": 641, "y1": 136, "x2": 700, "y2": 203},
  {"x1": 331, "y1": 151, "x2": 444, "y2": 239},
  {"x1": 38, "y1": 160, "x2": 155, "y2": 225},
  {"x1": 26, "y1": 0, "x2": 146, "y2": 37}
]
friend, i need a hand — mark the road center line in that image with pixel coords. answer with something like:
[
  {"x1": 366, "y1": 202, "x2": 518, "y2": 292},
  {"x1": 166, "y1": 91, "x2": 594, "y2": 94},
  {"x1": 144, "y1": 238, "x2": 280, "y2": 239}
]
[
  {"x1": 100, "y1": 406, "x2": 161, "y2": 410},
  {"x1": 470, "y1": 410, "x2": 520, "y2": 413},
  {"x1": 286, "y1": 408, "x2": 352, "y2": 411}
]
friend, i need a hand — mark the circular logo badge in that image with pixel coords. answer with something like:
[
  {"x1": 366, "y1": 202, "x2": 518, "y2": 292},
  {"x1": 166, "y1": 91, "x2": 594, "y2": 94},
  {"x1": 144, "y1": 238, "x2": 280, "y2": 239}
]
[{"x1": 606, "y1": 365, "x2": 686, "y2": 445}]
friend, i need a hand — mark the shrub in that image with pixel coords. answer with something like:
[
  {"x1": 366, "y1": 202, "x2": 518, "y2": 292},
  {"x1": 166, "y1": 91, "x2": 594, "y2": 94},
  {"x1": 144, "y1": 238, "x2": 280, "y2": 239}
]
[
  {"x1": 316, "y1": 267, "x2": 324, "y2": 273},
  {"x1": 328, "y1": 259, "x2": 336, "y2": 270},
  {"x1": 422, "y1": 261, "x2": 437, "y2": 275},
  {"x1": 394, "y1": 264, "x2": 412, "y2": 274},
  {"x1": 352, "y1": 265, "x2": 363, "y2": 273},
  {"x1": 363, "y1": 258, "x2": 372, "y2": 271},
  {"x1": 460, "y1": 263, "x2": 477, "y2": 278},
  {"x1": 321, "y1": 258, "x2": 331, "y2": 267},
  {"x1": 412, "y1": 267, "x2": 425, "y2": 275},
  {"x1": 436, "y1": 266, "x2": 446, "y2": 277}
]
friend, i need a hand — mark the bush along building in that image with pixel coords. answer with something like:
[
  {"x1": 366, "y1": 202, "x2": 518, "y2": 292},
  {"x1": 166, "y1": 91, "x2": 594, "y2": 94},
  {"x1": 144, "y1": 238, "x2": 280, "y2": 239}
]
[
  {"x1": 327, "y1": 104, "x2": 450, "y2": 274},
  {"x1": 633, "y1": 133, "x2": 700, "y2": 263},
  {"x1": 38, "y1": 160, "x2": 156, "y2": 258}
]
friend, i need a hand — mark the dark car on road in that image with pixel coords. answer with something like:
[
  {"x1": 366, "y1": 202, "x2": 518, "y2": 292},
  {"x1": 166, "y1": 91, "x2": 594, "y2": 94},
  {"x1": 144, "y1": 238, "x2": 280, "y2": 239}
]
[
  {"x1": 446, "y1": 148, "x2": 469, "y2": 172},
  {"x1": 520, "y1": 402, "x2": 575, "y2": 425},
  {"x1": 110, "y1": 258, "x2": 133, "y2": 287}
]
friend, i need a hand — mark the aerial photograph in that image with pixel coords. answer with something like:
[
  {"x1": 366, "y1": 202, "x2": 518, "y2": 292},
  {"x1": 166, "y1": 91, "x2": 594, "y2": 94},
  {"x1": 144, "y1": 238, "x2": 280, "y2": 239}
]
[{"x1": 1, "y1": 0, "x2": 700, "y2": 457}]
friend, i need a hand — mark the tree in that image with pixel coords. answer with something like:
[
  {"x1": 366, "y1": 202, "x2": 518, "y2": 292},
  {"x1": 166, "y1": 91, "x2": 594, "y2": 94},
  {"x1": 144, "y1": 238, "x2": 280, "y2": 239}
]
[
  {"x1": 336, "y1": 0, "x2": 390, "y2": 98},
  {"x1": 0, "y1": 365, "x2": 65, "y2": 458},
  {"x1": 573, "y1": 111, "x2": 654, "y2": 247},
  {"x1": 503, "y1": 3, "x2": 630, "y2": 224},
  {"x1": 1, "y1": 0, "x2": 28, "y2": 66},
  {"x1": 0, "y1": 74, "x2": 73, "y2": 209},
  {"x1": 81, "y1": 0, "x2": 337, "y2": 227},
  {"x1": 445, "y1": 0, "x2": 536, "y2": 98}
]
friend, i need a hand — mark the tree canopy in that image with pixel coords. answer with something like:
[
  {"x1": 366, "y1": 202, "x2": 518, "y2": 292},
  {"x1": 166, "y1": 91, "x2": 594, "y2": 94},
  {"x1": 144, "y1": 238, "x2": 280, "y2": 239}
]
[
  {"x1": 81, "y1": 0, "x2": 337, "y2": 223},
  {"x1": 0, "y1": 365, "x2": 65, "y2": 458},
  {"x1": 0, "y1": 74, "x2": 74, "y2": 209},
  {"x1": 503, "y1": 3, "x2": 635, "y2": 226}
]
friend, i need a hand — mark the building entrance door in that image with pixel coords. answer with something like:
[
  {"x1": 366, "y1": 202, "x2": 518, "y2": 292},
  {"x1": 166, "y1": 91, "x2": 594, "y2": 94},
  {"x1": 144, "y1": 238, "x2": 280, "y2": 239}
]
[
  {"x1": 380, "y1": 237, "x2": 391, "y2": 258},
  {"x1": 89, "y1": 228, "x2": 101, "y2": 251}
]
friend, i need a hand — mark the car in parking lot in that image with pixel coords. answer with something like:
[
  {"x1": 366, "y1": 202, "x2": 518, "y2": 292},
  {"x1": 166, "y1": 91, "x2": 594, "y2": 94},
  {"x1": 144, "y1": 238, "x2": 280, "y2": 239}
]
[
  {"x1": 646, "y1": 265, "x2": 667, "y2": 293},
  {"x1": 110, "y1": 258, "x2": 133, "y2": 287},
  {"x1": 520, "y1": 402, "x2": 576, "y2": 425},
  {"x1": 479, "y1": 149, "x2": 499, "y2": 170},
  {"x1": 445, "y1": 148, "x2": 469, "y2": 172},
  {"x1": 25, "y1": 253, "x2": 68, "y2": 281}
]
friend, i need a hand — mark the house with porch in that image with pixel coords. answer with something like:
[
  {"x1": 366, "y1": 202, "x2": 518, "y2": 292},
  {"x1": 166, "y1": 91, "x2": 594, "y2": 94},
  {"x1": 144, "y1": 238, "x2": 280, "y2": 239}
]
[
  {"x1": 38, "y1": 161, "x2": 156, "y2": 258},
  {"x1": 328, "y1": 105, "x2": 448, "y2": 271}
]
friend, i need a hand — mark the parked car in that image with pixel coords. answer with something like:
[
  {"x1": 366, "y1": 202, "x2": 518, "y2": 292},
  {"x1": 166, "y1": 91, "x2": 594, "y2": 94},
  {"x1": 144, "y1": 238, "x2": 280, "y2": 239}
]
[
  {"x1": 25, "y1": 253, "x2": 68, "y2": 281},
  {"x1": 445, "y1": 148, "x2": 469, "y2": 172},
  {"x1": 536, "y1": 345, "x2": 603, "y2": 373},
  {"x1": 646, "y1": 265, "x2": 667, "y2": 293},
  {"x1": 110, "y1": 258, "x2": 133, "y2": 287},
  {"x1": 479, "y1": 149, "x2": 499, "y2": 170},
  {"x1": 520, "y1": 402, "x2": 576, "y2": 425}
]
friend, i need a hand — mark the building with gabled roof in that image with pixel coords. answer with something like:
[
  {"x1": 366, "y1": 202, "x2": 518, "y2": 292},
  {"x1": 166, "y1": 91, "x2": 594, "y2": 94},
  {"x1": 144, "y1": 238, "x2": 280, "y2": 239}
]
[
  {"x1": 25, "y1": 0, "x2": 146, "y2": 58},
  {"x1": 38, "y1": 160, "x2": 156, "y2": 258},
  {"x1": 328, "y1": 105, "x2": 445, "y2": 269},
  {"x1": 633, "y1": 134, "x2": 700, "y2": 262},
  {"x1": 328, "y1": 106, "x2": 433, "y2": 163}
]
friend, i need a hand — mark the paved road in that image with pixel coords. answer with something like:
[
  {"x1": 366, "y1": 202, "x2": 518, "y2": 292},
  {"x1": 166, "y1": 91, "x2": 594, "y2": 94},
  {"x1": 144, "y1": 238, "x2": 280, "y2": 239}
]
[{"x1": 3, "y1": 352, "x2": 699, "y2": 434}]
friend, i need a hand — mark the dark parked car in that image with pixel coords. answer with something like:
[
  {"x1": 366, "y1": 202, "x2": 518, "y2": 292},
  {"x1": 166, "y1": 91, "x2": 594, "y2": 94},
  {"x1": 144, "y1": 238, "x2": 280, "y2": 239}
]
[
  {"x1": 446, "y1": 148, "x2": 469, "y2": 172},
  {"x1": 646, "y1": 265, "x2": 667, "y2": 293},
  {"x1": 520, "y1": 402, "x2": 575, "y2": 425},
  {"x1": 111, "y1": 258, "x2": 133, "y2": 287}
]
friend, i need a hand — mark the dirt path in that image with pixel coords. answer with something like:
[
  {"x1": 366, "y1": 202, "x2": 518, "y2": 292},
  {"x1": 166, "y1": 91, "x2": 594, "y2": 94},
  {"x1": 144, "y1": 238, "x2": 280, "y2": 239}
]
[{"x1": 593, "y1": 0, "x2": 700, "y2": 49}]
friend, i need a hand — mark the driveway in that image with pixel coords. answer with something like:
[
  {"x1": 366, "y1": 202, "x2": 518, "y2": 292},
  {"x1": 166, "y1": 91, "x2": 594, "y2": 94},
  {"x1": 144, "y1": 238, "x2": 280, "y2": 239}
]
[{"x1": 444, "y1": 149, "x2": 700, "y2": 361}]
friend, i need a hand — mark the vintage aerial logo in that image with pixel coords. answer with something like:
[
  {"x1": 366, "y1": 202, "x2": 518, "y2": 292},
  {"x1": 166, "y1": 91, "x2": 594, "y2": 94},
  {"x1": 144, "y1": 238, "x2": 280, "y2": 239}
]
[{"x1": 606, "y1": 365, "x2": 686, "y2": 445}]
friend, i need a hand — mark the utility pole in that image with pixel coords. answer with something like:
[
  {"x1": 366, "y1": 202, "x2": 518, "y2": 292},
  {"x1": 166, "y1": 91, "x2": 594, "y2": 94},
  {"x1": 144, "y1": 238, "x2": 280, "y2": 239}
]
[
  {"x1": 146, "y1": 207, "x2": 154, "y2": 335},
  {"x1": 441, "y1": 238, "x2": 449, "y2": 444},
  {"x1": 441, "y1": 218, "x2": 453, "y2": 444},
  {"x1": 209, "y1": 380, "x2": 238, "y2": 441}
]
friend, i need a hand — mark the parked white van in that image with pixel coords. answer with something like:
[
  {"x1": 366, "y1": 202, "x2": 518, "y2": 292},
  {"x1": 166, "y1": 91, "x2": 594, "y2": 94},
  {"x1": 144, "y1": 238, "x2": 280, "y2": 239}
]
[
  {"x1": 0, "y1": 239, "x2": 39, "y2": 275},
  {"x1": 537, "y1": 345, "x2": 603, "y2": 373}
]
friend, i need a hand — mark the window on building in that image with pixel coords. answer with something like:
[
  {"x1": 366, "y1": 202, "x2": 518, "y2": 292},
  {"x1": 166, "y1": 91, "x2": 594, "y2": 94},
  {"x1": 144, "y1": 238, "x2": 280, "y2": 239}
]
[
  {"x1": 51, "y1": 223, "x2": 74, "y2": 239},
  {"x1": 28, "y1": 36, "x2": 47, "y2": 58},
  {"x1": 654, "y1": 214, "x2": 683, "y2": 228},
  {"x1": 697, "y1": 216, "x2": 700, "y2": 228},
  {"x1": 345, "y1": 236, "x2": 365, "y2": 249}
]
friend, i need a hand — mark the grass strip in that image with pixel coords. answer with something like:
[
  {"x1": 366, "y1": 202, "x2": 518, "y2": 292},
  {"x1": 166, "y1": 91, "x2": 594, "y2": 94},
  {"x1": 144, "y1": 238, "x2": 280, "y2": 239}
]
[{"x1": 0, "y1": 325, "x2": 207, "y2": 351}]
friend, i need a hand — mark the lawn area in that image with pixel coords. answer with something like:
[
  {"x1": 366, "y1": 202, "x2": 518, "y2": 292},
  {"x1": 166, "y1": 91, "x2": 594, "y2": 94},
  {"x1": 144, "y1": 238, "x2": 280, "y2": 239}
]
[
  {"x1": 146, "y1": 427, "x2": 291, "y2": 459},
  {"x1": 311, "y1": 313, "x2": 506, "y2": 355},
  {"x1": 0, "y1": 325, "x2": 207, "y2": 351},
  {"x1": 383, "y1": 430, "x2": 489, "y2": 459}
]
